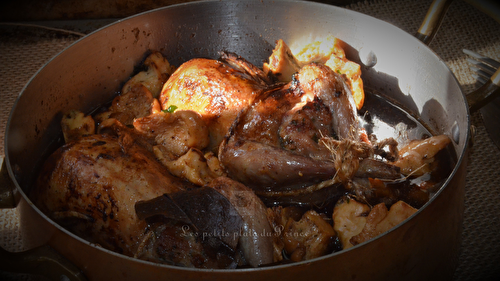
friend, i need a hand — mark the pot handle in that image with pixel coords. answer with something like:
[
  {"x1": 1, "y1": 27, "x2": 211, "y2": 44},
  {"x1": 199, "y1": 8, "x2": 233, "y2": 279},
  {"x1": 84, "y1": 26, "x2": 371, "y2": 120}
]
[
  {"x1": 0, "y1": 157, "x2": 87, "y2": 280},
  {"x1": 0, "y1": 157, "x2": 17, "y2": 209},
  {"x1": 415, "y1": 0, "x2": 453, "y2": 45},
  {"x1": 417, "y1": 0, "x2": 500, "y2": 113},
  {"x1": 466, "y1": 69, "x2": 500, "y2": 113},
  {"x1": 0, "y1": 245, "x2": 88, "y2": 281},
  {"x1": 417, "y1": 0, "x2": 500, "y2": 43}
]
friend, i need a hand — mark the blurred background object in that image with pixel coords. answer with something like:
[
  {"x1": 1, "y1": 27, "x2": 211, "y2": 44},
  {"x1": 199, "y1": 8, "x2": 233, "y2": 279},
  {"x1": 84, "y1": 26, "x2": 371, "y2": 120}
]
[{"x1": 0, "y1": 0, "x2": 364, "y2": 21}]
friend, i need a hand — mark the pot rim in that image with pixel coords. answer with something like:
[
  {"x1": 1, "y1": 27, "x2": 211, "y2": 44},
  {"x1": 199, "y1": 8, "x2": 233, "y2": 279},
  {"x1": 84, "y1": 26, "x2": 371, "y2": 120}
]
[{"x1": 3, "y1": 0, "x2": 471, "y2": 273}]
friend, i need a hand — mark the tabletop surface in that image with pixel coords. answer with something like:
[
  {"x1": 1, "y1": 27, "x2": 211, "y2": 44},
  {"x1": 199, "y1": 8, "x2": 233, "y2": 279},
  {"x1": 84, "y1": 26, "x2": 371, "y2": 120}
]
[{"x1": 1, "y1": 0, "x2": 499, "y2": 280}]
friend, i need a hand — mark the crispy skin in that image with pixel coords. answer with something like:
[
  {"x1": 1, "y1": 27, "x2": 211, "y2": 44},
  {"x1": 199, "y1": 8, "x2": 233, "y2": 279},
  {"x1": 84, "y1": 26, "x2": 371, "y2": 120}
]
[
  {"x1": 160, "y1": 55, "x2": 269, "y2": 151},
  {"x1": 31, "y1": 134, "x2": 193, "y2": 256}
]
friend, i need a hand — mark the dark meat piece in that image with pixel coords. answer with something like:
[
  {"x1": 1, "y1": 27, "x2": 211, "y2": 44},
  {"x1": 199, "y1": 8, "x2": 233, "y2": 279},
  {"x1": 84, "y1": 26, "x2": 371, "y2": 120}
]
[
  {"x1": 136, "y1": 177, "x2": 275, "y2": 268},
  {"x1": 135, "y1": 186, "x2": 244, "y2": 269},
  {"x1": 169, "y1": 186, "x2": 244, "y2": 250},
  {"x1": 219, "y1": 63, "x2": 359, "y2": 203},
  {"x1": 135, "y1": 193, "x2": 192, "y2": 225},
  {"x1": 355, "y1": 158, "x2": 401, "y2": 179},
  {"x1": 135, "y1": 221, "x2": 238, "y2": 269},
  {"x1": 208, "y1": 177, "x2": 274, "y2": 267}
]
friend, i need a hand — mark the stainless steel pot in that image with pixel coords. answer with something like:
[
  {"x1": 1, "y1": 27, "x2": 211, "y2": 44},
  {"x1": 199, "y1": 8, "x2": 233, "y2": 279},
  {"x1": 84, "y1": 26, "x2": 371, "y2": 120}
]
[{"x1": 1, "y1": 0, "x2": 496, "y2": 280}]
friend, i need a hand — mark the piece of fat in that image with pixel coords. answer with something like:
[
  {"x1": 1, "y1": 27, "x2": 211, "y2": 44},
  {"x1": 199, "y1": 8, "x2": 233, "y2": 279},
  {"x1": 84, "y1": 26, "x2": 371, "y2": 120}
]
[
  {"x1": 61, "y1": 110, "x2": 95, "y2": 144},
  {"x1": 332, "y1": 198, "x2": 370, "y2": 249},
  {"x1": 350, "y1": 201, "x2": 417, "y2": 246}
]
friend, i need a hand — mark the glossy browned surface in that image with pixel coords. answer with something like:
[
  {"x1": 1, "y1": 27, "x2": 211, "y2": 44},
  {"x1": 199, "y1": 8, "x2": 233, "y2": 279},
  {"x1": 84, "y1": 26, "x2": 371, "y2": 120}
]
[
  {"x1": 160, "y1": 57, "x2": 269, "y2": 151},
  {"x1": 31, "y1": 134, "x2": 191, "y2": 256},
  {"x1": 219, "y1": 64, "x2": 357, "y2": 195}
]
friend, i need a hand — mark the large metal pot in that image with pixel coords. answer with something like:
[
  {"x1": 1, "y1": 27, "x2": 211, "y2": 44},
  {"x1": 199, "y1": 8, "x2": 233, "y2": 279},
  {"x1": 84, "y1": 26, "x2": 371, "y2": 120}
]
[{"x1": 1, "y1": 0, "x2": 494, "y2": 280}]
